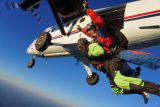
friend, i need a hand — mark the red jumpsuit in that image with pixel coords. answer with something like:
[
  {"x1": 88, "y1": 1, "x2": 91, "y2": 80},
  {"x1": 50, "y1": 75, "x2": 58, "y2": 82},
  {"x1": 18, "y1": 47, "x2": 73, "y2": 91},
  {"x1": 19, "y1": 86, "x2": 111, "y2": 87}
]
[
  {"x1": 82, "y1": 8, "x2": 160, "y2": 71},
  {"x1": 82, "y1": 8, "x2": 115, "y2": 54}
]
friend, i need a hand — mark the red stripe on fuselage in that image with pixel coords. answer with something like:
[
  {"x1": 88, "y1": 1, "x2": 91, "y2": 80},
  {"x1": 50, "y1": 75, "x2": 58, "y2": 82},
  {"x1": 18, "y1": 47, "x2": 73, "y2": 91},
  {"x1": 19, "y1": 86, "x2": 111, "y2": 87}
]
[{"x1": 124, "y1": 9, "x2": 160, "y2": 20}]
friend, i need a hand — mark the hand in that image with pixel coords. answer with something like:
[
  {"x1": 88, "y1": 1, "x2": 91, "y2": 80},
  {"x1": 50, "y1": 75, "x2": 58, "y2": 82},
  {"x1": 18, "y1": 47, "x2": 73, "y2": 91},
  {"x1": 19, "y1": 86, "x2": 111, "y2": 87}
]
[
  {"x1": 76, "y1": 25, "x2": 82, "y2": 31},
  {"x1": 82, "y1": 2, "x2": 89, "y2": 10},
  {"x1": 114, "y1": 45, "x2": 123, "y2": 54}
]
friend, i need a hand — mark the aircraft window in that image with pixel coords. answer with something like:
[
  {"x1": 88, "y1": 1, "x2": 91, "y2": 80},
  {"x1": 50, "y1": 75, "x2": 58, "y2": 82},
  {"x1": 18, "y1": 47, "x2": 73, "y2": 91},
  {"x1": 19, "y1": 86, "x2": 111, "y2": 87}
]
[
  {"x1": 51, "y1": 28, "x2": 55, "y2": 32},
  {"x1": 66, "y1": 22, "x2": 71, "y2": 27},
  {"x1": 79, "y1": 17, "x2": 85, "y2": 23}
]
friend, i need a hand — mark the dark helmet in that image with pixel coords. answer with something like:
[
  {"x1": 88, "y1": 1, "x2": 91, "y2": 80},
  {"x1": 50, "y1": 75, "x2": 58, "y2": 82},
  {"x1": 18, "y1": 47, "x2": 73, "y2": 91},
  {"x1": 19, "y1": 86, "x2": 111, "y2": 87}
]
[
  {"x1": 77, "y1": 38, "x2": 89, "y2": 51},
  {"x1": 86, "y1": 23, "x2": 96, "y2": 32}
]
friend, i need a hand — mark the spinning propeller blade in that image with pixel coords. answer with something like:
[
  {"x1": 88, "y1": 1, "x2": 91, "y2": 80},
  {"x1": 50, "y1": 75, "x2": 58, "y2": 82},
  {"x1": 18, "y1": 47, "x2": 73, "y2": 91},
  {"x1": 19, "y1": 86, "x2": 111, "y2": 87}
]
[
  {"x1": 5, "y1": 2, "x2": 20, "y2": 10},
  {"x1": 30, "y1": 9, "x2": 42, "y2": 23},
  {"x1": 3, "y1": 1, "x2": 42, "y2": 23}
]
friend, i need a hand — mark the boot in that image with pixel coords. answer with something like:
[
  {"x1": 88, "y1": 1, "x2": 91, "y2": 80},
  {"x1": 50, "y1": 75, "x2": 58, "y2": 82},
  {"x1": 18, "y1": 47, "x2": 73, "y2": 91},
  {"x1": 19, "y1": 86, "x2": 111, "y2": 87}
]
[
  {"x1": 142, "y1": 92, "x2": 149, "y2": 104},
  {"x1": 123, "y1": 89, "x2": 149, "y2": 104}
]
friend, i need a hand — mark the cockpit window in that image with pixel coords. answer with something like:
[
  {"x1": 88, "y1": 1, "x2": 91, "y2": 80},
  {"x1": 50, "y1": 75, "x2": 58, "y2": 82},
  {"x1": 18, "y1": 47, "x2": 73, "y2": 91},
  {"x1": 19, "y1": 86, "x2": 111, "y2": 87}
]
[{"x1": 79, "y1": 17, "x2": 85, "y2": 23}]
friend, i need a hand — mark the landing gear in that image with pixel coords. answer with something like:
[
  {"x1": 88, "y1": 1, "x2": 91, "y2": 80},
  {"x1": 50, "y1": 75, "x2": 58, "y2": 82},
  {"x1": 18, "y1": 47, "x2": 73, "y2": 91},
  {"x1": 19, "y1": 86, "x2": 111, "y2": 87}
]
[
  {"x1": 35, "y1": 32, "x2": 52, "y2": 52},
  {"x1": 86, "y1": 72, "x2": 99, "y2": 85},
  {"x1": 27, "y1": 58, "x2": 35, "y2": 68}
]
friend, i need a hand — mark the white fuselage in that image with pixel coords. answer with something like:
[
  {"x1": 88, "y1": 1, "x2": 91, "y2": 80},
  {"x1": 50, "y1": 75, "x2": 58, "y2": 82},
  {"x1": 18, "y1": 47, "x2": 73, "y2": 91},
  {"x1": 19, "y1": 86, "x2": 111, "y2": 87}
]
[
  {"x1": 122, "y1": 0, "x2": 160, "y2": 49},
  {"x1": 27, "y1": 0, "x2": 160, "y2": 57}
]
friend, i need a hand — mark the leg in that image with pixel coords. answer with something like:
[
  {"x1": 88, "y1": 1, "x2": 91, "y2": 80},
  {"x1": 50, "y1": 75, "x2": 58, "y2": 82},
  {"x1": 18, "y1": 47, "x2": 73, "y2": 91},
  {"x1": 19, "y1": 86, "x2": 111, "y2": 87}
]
[
  {"x1": 111, "y1": 85, "x2": 142, "y2": 95},
  {"x1": 114, "y1": 71, "x2": 160, "y2": 96},
  {"x1": 106, "y1": 58, "x2": 149, "y2": 103},
  {"x1": 110, "y1": 79, "x2": 149, "y2": 104},
  {"x1": 105, "y1": 58, "x2": 140, "y2": 78},
  {"x1": 109, "y1": 78, "x2": 142, "y2": 95},
  {"x1": 130, "y1": 81, "x2": 160, "y2": 96},
  {"x1": 118, "y1": 50, "x2": 160, "y2": 70},
  {"x1": 121, "y1": 61, "x2": 141, "y2": 77}
]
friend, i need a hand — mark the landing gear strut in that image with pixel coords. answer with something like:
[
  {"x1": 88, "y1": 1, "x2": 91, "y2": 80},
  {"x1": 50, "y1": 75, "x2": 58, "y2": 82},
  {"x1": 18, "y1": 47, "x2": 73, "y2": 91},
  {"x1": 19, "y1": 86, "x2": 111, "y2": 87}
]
[
  {"x1": 27, "y1": 58, "x2": 35, "y2": 68},
  {"x1": 86, "y1": 72, "x2": 99, "y2": 85}
]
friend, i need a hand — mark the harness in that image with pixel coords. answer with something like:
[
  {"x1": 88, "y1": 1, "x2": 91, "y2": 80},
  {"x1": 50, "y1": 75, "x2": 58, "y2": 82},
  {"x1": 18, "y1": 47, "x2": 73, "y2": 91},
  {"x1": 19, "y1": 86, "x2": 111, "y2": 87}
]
[{"x1": 96, "y1": 28, "x2": 128, "y2": 56}]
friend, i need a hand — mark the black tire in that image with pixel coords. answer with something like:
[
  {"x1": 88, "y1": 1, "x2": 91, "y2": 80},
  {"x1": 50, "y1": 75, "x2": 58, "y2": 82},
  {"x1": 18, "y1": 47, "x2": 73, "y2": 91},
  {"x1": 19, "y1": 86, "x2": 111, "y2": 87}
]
[
  {"x1": 35, "y1": 32, "x2": 51, "y2": 52},
  {"x1": 27, "y1": 58, "x2": 35, "y2": 68},
  {"x1": 86, "y1": 72, "x2": 99, "y2": 85}
]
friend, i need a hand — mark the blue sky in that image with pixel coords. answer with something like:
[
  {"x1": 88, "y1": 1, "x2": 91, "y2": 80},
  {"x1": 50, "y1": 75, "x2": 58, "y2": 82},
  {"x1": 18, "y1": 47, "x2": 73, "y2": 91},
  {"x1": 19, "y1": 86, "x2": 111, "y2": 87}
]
[{"x1": 0, "y1": 0, "x2": 160, "y2": 107}]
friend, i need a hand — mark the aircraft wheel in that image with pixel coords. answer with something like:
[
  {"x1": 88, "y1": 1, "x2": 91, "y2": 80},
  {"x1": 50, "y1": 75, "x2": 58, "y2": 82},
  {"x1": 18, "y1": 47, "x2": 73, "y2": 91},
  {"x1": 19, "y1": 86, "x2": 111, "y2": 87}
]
[
  {"x1": 35, "y1": 32, "x2": 51, "y2": 52},
  {"x1": 27, "y1": 58, "x2": 35, "y2": 68},
  {"x1": 86, "y1": 72, "x2": 99, "y2": 85}
]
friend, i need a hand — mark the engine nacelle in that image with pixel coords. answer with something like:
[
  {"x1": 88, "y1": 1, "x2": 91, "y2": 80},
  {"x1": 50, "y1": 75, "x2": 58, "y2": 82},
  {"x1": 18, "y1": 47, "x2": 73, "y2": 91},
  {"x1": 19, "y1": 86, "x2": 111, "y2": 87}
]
[
  {"x1": 52, "y1": 0, "x2": 85, "y2": 18},
  {"x1": 20, "y1": 0, "x2": 40, "y2": 10}
]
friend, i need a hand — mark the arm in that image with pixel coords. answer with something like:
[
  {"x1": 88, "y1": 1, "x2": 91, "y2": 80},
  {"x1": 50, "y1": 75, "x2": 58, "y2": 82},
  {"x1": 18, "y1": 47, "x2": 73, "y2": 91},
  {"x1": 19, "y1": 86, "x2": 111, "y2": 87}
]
[
  {"x1": 86, "y1": 8, "x2": 107, "y2": 37},
  {"x1": 76, "y1": 25, "x2": 93, "y2": 38},
  {"x1": 86, "y1": 8, "x2": 105, "y2": 29},
  {"x1": 81, "y1": 28, "x2": 93, "y2": 38}
]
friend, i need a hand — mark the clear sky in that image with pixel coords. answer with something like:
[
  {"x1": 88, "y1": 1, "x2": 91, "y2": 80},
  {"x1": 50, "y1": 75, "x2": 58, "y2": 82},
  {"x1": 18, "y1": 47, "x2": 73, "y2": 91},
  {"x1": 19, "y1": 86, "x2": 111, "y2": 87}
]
[{"x1": 0, "y1": 0, "x2": 160, "y2": 107}]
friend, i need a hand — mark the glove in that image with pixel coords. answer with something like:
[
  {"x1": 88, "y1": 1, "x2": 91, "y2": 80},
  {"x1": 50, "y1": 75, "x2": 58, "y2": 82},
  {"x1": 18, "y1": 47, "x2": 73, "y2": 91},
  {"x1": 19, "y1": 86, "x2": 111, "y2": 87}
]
[
  {"x1": 76, "y1": 25, "x2": 82, "y2": 31},
  {"x1": 114, "y1": 45, "x2": 124, "y2": 54},
  {"x1": 109, "y1": 45, "x2": 124, "y2": 55},
  {"x1": 82, "y1": 2, "x2": 89, "y2": 10}
]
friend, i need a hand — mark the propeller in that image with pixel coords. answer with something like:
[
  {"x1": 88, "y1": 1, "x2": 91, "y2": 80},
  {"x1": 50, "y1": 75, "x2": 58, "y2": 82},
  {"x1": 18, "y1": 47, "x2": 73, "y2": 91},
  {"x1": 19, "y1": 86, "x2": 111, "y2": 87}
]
[
  {"x1": 5, "y1": 2, "x2": 20, "y2": 10},
  {"x1": 3, "y1": 0, "x2": 42, "y2": 23},
  {"x1": 29, "y1": 8, "x2": 42, "y2": 23}
]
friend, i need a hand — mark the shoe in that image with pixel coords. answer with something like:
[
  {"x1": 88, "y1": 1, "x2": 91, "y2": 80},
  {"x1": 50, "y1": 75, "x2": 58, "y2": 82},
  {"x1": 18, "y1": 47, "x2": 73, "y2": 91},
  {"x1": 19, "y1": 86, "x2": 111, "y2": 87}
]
[
  {"x1": 135, "y1": 66, "x2": 141, "y2": 76},
  {"x1": 155, "y1": 88, "x2": 160, "y2": 96},
  {"x1": 142, "y1": 92, "x2": 149, "y2": 104}
]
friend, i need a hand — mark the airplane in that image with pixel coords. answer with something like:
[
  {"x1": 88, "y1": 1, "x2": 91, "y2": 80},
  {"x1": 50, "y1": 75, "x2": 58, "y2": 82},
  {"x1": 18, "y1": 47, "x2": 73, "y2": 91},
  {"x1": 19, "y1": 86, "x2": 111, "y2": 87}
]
[{"x1": 4, "y1": 0, "x2": 160, "y2": 85}]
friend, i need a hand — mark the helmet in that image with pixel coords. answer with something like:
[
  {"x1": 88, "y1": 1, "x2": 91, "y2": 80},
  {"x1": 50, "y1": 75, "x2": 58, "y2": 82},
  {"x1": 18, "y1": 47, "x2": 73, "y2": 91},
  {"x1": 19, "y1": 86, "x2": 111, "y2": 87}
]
[
  {"x1": 86, "y1": 23, "x2": 96, "y2": 32},
  {"x1": 77, "y1": 38, "x2": 89, "y2": 51}
]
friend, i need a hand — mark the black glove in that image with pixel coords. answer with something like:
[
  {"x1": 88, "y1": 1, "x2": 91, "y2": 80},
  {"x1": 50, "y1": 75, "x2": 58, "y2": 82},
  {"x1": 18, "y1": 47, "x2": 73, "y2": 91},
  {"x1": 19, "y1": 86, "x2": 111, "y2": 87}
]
[
  {"x1": 114, "y1": 45, "x2": 124, "y2": 53},
  {"x1": 76, "y1": 25, "x2": 82, "y2": 31},
  {"x1": 82, "y1": 2, "x2": 89, "y2": 10},
  {"x1": 110, "y1": 45, "x2": 124, "y2": 55}
]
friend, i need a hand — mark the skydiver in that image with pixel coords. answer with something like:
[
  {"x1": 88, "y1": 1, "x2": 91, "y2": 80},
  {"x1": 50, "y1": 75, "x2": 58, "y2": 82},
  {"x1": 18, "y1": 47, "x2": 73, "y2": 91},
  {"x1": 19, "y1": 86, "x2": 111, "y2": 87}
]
[
  {"x1": 77, "y1": 3, "x2": 160, "y2": 70},
  {"x1": 77, "y1": 38, "x2": 160, "y2": 104}
]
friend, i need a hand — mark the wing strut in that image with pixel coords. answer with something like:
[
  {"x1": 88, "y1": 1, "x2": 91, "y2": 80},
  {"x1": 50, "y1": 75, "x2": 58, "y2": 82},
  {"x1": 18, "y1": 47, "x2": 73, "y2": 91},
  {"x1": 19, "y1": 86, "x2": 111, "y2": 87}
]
[
  {"x1": 83, "y1": 64, "x2": 92, "y2": 76},
  {"x1": 47, "y1": 0, "x2": 66, "y2": 35}
]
